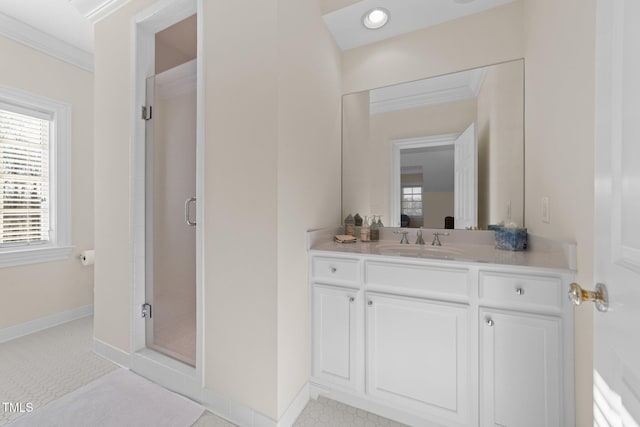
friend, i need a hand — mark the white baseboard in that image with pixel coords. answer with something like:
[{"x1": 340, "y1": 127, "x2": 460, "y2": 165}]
[
  {"x1": 201, "y1": 383, "x2": 309, "y2": 427},
  {"x1": 0, "y1": 304, "x2": 94, "y2": 343},
  {"x1": 93, "y1": 338, "x2": 131, "y2": 368},
  {"x1": 277, "y1": 384, "x2": 309, "y2": 427}
]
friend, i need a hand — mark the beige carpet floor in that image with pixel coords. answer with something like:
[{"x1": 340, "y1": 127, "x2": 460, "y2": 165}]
[{"x1": 0, "y1": 316, "x2": 406, "y2": 427}]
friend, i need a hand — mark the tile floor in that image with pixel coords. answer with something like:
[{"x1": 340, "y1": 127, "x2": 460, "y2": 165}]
[{"x1": 0, "y1": 317, "x2": 407, "y2": 427}]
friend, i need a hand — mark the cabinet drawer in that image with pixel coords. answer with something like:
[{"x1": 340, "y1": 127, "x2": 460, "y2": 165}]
[
  {"x1": 312, "y1": 257, "x2": 360, "y2": 283},
  {"x1": 479, "y1": 272, "x2": 562, "y2": 310},
  {"x1": 366, "y1": 261, "x2": 469, "y2": 298}
]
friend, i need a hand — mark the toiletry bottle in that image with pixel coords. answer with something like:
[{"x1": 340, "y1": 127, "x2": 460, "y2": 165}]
[
  {"x1": 354, "y1": 213, "x2": 362, "y2": 227},
  {"x1": 377, "y1": 216, "x2": 384, "y2": 227},
  {"x1": 344, "y1": 214, "x2": 355, "y2": 236},
  {"x1": 370, "y1": 215, "x2": 380, "y2": 241},
  {"x1": 360, "y1": 216, "x2": 370, "y2": 242}
]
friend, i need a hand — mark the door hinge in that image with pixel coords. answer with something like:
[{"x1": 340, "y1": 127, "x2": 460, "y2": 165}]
[
  {"x1": 141, "y1": 105, "x2": 152, "y2": 121},
  {"x1": 141, "y1": 303, "x2": 152, "y2": 318}
]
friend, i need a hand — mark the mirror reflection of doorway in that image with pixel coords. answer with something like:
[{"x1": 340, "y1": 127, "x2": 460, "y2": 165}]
[{"x1": 144, "y1": 15, "x2": 197, "y2": 367}]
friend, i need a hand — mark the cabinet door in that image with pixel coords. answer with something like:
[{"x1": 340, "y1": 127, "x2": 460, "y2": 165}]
[
  {"x1": 480, "y1": 309, "x2": 562, "y2": 427},
  {"x1": 366, "y1": 293, "x2": 469, "y2": 424},
  {"x1": 312, "y1": 284, "x2": 359, "y2": 390}
]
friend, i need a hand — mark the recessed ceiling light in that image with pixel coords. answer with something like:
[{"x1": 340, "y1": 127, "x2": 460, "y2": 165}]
[{"x1": 362, "y1": 8, "x2": 389, "y2": 30}]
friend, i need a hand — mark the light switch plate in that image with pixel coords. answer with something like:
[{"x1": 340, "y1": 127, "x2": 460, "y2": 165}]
[{"x1": 542, "y1": 197, "x2": 550, "y2": 223}]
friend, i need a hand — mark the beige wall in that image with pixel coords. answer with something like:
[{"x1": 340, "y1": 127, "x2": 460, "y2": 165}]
[
  {"x1": 522, "y1": 1, "x2": 596, "y2": 425},
  {"x1": 276, "y1": 0, "x2": 342, "y2": 418},
  {"x1": 0, "y1": 36, "x2": 94, "y2": 329},
  {"x1": 476, "y1": 60, "x2": 524, "y2": 227},
  {"x1": 423, "y1": 192, "x2": 454, "y2": 229},
  {"x1": 94, "y1": 0, "x2": 157, "y2": 354},
  {"x1": 155, "y1": 14, "x2": 197, "y2": 74},
  {"x1": 342, "y1": 1, "x2": 525, "y2": 94},
  {"x1": 202, "y1": 0, "x2": 279, "y2": 418},
  {"x1": 94, "y1": 0, "x2": 341, "y2": 420}
]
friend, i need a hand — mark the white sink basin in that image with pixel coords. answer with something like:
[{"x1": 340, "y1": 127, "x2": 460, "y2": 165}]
[{"x1": 375, "y1": 243, "x2": 463, "y2": 257}]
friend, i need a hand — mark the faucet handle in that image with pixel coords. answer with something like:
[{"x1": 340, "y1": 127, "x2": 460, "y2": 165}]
[
  {"x1": 431, "y1": 231, "x2": 450, "y2": 246},
  {"x1": 393, "y1": 231, "x2": 410, "y2": 244}
]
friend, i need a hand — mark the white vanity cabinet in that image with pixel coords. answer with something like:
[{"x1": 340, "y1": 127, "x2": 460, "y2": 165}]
[
  {"x1": 479, "y1": 308, "x2": 562, "y2": 427},
  {"x1": 366, "y1": 292, "x2": 470, "y2": 424},
  {"x1": 478, "y1": 271, "x2": 566, "y2": 427},
  {"x1": 309, "y1": 251, "x2": 574, "y2": 427},
  {"x1": 311, "y1": 283, "x2": 359, "y2": 391}
]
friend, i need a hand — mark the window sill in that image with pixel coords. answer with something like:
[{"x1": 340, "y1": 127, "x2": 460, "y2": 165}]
[{"x1": 0, "y1": 245, "x2": 74, "y2": 269}]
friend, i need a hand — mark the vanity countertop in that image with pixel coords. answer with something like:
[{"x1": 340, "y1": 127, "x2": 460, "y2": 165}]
[{"x1": 308, "y1": 228, "x2": 576, "y2": 274}]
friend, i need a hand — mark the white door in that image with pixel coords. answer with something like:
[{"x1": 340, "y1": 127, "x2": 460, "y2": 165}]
[
  {"x1": 312, "y1": 284, "x2": 358, "y2": 390},
  {"x1": 454, "y1": 123, "x2": 477, "y2": 229},
  {"x1": 366, "y1": 293, "x2": 469, "y2": 425},
  {"x1": 593, "y1": 0, "x2": 640, "y2": 424},
  {"x1": 479, "y1": 309, "x2": 562, "y2": 427}
]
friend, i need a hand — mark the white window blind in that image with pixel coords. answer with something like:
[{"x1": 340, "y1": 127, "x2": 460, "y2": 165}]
[
  {"x1": 0, "y1": 107, "x2": 51, "y2": 246},
  {"x1": 401, "y1": 186, "x2": 423, "y2": 217}
]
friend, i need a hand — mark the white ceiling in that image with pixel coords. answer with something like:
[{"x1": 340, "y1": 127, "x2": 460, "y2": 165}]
[
  {"x1": 0, "y1": 0, "x2": 516, "y2": 71},
  {"x1": 0, "y1": 0, "x2": 93, "y2": 53},
  {"x1": 323, "y1": 0, "x2": 516, "y2": 51}
]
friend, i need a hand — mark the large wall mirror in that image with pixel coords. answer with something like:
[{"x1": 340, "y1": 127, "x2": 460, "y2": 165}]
[{"x1": 342, "y1": 59, "x2": 524, "y2": 229}]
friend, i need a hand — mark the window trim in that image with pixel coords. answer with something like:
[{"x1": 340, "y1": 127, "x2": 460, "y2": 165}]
[{"x1": 0, "y1": 85, "x2": 72, "y2": 268}]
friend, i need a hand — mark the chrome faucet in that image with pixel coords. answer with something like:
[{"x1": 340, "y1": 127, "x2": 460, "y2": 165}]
[
  {"x1": 394, "y1": 231, "x2": 410, "y2": 244},
  {"x1": 415, "y1": 229, "x2": 425, "y2": 245},
  {"x1": 431, "y1": 232, "x2": 450, "y2": 246}
]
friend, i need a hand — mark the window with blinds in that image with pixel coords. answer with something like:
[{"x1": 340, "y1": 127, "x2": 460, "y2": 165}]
[
  {"x1": 0, "y1": 107, "x2": 51, "y2": 246},
  {"x1": 401, "y1": 185, "x2": 423, "y2": 217}
]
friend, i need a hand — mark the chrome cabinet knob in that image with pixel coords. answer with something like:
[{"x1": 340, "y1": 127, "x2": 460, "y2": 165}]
[
  {"x1": 515, "y1": 287, "x2": 525, "y2": 295},
  {"x1": 349, "y1": 296, "x2": 355, "y2": 303},
  {"x1": 368, "y1": 300, "x2": 373, "y2": 306},
  {"x1": 330, "y1": 267, "x2": 337, "y2": 273},
  {"x1": 486, "y1": 317, "x2": 494, "y2": 327}
]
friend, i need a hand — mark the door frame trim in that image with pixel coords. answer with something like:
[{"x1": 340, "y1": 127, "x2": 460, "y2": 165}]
[
  {"x1": 130, "y1": 0, "x2": 204, "y2": 390},
  {"x1": 390, "y1": 133, "x2": 459, "y2": 227}
]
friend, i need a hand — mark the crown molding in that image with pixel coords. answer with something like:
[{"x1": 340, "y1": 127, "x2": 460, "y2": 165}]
[
  {"x1": 69, "y1": 0, "x2": 131, "y2": 24},
  {"x1": 370, "y1": 68, "x2": 488, "y2": 115},
  {"x1": 370, "y1": 85, "x2": 477, "y2": 115},
  {"x1": 0, "y1": 13, "x2": 93, "y2": 72}
]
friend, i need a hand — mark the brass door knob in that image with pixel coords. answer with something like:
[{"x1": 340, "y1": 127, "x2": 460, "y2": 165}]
[{"x1": 568, "y1": 282, "x2": 609, "y2": 312}]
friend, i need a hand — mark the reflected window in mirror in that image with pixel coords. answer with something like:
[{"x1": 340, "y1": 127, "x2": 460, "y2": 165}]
[{"x1": 401, "y1": 185, "x2": 423, "y2": 227}]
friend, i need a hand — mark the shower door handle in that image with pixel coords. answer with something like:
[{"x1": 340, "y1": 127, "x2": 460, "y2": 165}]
[{"x1": 185, "y1": 197, "x2": 196, "y2": 226}]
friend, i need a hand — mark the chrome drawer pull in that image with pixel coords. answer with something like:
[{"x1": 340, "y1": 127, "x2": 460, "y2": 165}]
[
  {"x1": 486, "y1": 317, "x2": 494, "y2": 327},
  {"x1": 330, "y1": 267, "x2": 337, "y2": 273},
  {"x1": 515, "y1": 287, "x2": 525, "y2": 295}
]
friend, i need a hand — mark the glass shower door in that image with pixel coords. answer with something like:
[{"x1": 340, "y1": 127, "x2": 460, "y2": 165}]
[{"x1": 144, "y1": 60, "x2": 197, "y2": 366}]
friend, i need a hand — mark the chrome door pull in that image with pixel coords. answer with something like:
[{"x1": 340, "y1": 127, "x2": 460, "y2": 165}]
[
  {"x1": 185, "y1": 197, "x2": 196, "y2": 226},
  {"x1": 568, "y1": 282, "x2": 608, "y2": 312}
]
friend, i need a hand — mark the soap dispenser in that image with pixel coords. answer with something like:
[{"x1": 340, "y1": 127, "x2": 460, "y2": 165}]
[
  {"x1": 360, "y1": 216, "x2": 370, "y2": 242},
  {"x1": 370, "y1": 215, "x2": 380, "y2": 241},
  {"x1": 377, "y1": 216, "x2": 384, "y2": 227}
]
